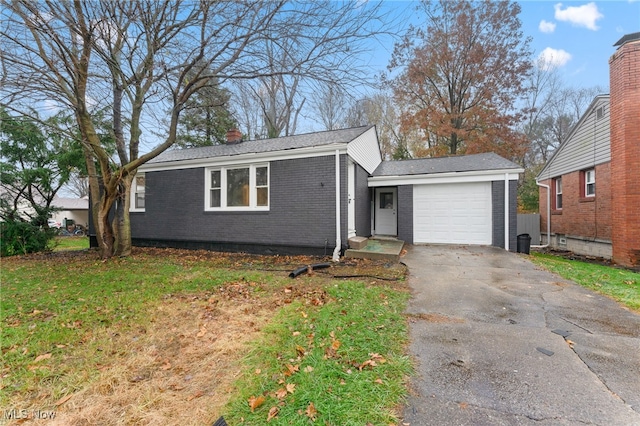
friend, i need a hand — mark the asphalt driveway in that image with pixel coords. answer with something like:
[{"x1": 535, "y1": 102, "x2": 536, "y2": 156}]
[{"x1": 401, "y1": 245, "x2": 640, "y2": 426}]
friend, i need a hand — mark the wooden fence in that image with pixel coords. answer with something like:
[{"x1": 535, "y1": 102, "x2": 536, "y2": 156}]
[{"x1": 517, "y1": 214, "x2": 541, "y2": 245}]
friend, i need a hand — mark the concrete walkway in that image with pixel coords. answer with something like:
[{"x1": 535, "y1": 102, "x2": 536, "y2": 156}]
[{"x1": 401, "y1": 245, "x2": 640, "y2": 426}]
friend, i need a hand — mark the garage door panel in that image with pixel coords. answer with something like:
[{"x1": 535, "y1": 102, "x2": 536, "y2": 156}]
[{"x1": 414, "y1": 182, "x2": 492, "y2": 244}]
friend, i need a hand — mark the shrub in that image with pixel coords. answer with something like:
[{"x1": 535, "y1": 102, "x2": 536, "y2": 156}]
[{"x1": 0, "y1": 219, "x2": 55, "y2": 256}]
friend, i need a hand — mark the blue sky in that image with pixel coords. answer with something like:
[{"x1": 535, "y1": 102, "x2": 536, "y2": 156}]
[
  {"x1": 518, "y1": 0, "x2": 640, "y2": 90},
  {"x1": 371, "y1": 1, "x2": 640, "y2": 92}
]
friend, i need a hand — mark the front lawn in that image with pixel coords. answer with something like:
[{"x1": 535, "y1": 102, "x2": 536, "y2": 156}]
[
  {"x1": 50, "y1": 236, "x2": 90, "y2": 252},
  {"x1": 1, "y1": 248, "x2": 411, "y2": 425},
  {"x1": 530, "y1": 252, "x2": 640, "y2": 311}
]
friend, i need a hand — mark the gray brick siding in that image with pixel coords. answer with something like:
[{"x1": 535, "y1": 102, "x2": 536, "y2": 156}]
[
  {"x1": 492, "y1": 180, "x2": 518, "y2": 252},
  {"x1": 131, "y1": 154, "x2": 348, "y2": 255},
  {"x1": 355, "y1": 164, "x2": 371, "y2": 237},
  {"x1": 397, "y1": 185, "x2": 413, "y2": 243}
]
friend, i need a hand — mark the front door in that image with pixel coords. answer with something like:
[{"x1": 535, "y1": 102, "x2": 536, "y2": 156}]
[{"x1": 375, "y1": 188, "x2": 397, "y2": 236}]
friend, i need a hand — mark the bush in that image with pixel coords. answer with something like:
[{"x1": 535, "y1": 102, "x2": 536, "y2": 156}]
[{"x1": 0, "y1": 219, "x2": 55, "y2": 256}]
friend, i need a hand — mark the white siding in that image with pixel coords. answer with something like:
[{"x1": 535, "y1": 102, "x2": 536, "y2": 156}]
[
  {"x1": 539, "y1": 96, "x2": 611, "y2": 180},
  {"x1": 346, "y1": 126, "x2": 382, "y2": 174}
]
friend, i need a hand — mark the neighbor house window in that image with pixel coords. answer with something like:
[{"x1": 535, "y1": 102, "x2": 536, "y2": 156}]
[
  {"x1": 584, "y1": 169, "x2": 595, "y2": 197},
  {"x1": 131, "y1": 174, "x2": 145, "y2": 212},
  {"x1": 205, "y1": 164, "x2": 269, "y2": 210},
  {"x1": 554, "y1": 177, "x2": 562, "y2": 210}
]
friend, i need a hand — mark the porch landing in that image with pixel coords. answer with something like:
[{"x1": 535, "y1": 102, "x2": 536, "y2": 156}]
[{"x1": 345, "y1": 237, "x2": 405, "y2": 262}]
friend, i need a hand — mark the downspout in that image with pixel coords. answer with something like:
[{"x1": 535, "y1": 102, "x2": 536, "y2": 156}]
[
  {"x1": 535, "y1": 179, "x2": 550, "y2": 248},
  {"x1": 333, "y1": 150, "x2": 341, "y2": 262},
  {"x1": 504, "y1": 173, "x2": 510, "y2": 251}
]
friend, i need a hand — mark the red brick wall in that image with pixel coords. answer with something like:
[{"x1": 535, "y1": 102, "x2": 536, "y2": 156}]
[
  {"x1": 609, "y1": 39, "x2": 640, "y2": 266},
  {"x1": 539, "y1": 162, "x2": 612, "y2": 242}
]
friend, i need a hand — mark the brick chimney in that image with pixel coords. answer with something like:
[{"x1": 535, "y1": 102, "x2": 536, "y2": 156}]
[
  {"x1": 226, "y1": 128, "x2": 243, "y2": 144},
  {"x1": 609, "y1": 32, "x2": 640, "y2": 267}
]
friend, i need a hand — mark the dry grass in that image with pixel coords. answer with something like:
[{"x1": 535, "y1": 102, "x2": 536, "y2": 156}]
[{"x1": 15, "y1": 295, "x2": 270, "y2": 426}]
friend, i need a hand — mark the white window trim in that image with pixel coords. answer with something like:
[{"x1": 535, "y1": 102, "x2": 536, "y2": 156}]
[
  {"x1": 130, "y1": 173, "x2": 145, "y2": 212},
  {"x1": 585, "y1": 169, "x2": 595, "y2": 197},
  {"x1": 204, "y1": 163, "x2": 269, "y2": 211},
  {"x1": 555, "y1": 177, "x2": 562, "y2": 209}
]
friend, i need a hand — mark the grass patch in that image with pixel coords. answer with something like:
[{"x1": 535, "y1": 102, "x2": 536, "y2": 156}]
[
  {"x1": 50, "y1": 236, "x2": 90, "y2": 251},
  {"x1": 224, "y1": 281, "x2": 411, "y2": 425},
  {"x1": 1, "y1": 248, "x2": 410, "y2": 424},
  {"x1": 531, "y1": 252, "x2": 640, "y2": 311}
]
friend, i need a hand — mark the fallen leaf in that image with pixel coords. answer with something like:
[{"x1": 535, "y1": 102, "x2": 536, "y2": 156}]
[
  {"x1": 275, "y1": 388, "x2": 288, "y2": 399},
  {"x1": 54, "y1": 394, "x2": 73, "y2": 406},
  {"x1": 284, "y1": 364, "x2": 299, "y2": 376},
  {"x1": 292, "y1": 331, "x2": 301, "y2": 336},
  {"x1": 296, "y1": 345, "x2": 306, "y2": 357},
  {"x1": 255, "y1": 368, "x2": 262, "y2": 375},
  {"x1": 304, "y1": 365, "x2": 314, "y2": 373},
  {"x1": 187, "y1": 390, "x2": 204, "y2": 401},
  {"x1": 33, "y1": 353, "x2": 52, "y2": 363},
  {"x1": 160, "y1": 361, "x2": 172, "y2": 371},
  {"x1": 196, "y1": 326, "x2": 207, "y2": 337},
  {"x1": 286, "y1": 383, "x2": 296, "y2": 394},
  {"x1": 331, "y1": 339, "x2": 341, "y2": 350},
  {"x1": 248, "y1": 395, "x2": 266, "y2": 412},
  {"x1": 305, "y1": 401, "x2": 318, "y2": 421},
  {"x1": 267, "y1": 406, "x2": 279, "y2": 421},
  {"x1": 359, "y1": 359, "x2": 376, "y2": 371},
  {"x1": 374, "y1": 378, "x2": 384, "y2": 384}
]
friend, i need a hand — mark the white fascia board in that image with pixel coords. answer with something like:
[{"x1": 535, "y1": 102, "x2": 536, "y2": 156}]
[
  {"x1": 139, "y1": 143, "x2": 349, "y2": 172},
  {"x1": 346, "y1": 126, "x2": 382, "y2": 174},
  {"x1": 368, "y1": 168, "x2": 523, "y2": 187}
]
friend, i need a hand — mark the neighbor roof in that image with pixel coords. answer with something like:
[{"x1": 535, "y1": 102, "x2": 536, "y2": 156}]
[
  {"x1": 149, "y1": 126, "x2": 373, "y2": 164},
  {"x1": 373, "y1": 152, "x2": 522, "y2": 176},
  {"x1": 52, "y1": 197, "x2": 88, "y2": 210}
]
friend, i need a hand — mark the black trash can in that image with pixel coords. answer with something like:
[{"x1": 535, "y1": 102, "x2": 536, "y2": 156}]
[{"x1": 517, "y1": 233, "x2": 531, "y2": 254}]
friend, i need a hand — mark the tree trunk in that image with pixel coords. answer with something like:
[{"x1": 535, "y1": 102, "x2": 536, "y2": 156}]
[{"x1": 113, "y1": 175, "x2": 133, "y2": 257}]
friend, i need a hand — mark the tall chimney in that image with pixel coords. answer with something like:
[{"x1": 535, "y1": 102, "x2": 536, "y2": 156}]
[
  {"x1": 609, "y1": 32, "x2": 640, "y2": 266},
  {"x1": 226, "y1": 128, "x2": 243, "y2": 144}
]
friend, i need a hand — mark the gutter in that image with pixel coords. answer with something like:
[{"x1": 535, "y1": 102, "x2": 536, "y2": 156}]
[
  {"x1": 534, "y1": 179, "x2": 550, "y2": 248},
  {"x1": 333, "y1": 149, "x2": 341, "y2": 262}
]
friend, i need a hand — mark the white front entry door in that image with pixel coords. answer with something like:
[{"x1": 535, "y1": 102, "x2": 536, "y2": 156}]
[{"x1": 375, "y1": 188, "x2": 397, "y2": 236}]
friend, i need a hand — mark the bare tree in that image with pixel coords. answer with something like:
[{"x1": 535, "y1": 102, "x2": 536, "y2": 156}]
[
  {"x1": 343, "y1": 92, "x2": 414, "y2": 160},
  {"x1": 312, "y1": 83, "x2": 348, "y2": 131},
  {"x1": 1, "y1": 0, "x2": 388, "y2": 258}
]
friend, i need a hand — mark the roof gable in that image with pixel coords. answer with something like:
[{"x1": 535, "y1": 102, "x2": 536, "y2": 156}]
[{"x1": 537, "y1": 95, "x2": 610, "y2": 180}]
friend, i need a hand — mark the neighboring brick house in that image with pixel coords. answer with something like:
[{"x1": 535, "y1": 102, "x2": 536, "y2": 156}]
[{"x1": 537, "y1": 32, "x2": 640, "y2": 267}]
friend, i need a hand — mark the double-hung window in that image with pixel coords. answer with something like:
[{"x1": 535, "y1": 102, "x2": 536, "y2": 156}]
[
  {"x1": 554, "y1": 177, "x2": 562, "y2": 210},
  {"x1": 584, "y1": 169, "x2": 595, "y2": 197},
  {"x1": 205, "y1": 164, "x2": 269, "y2": 210},
  {"x1": 131, "y1": 174, "x2": 145, "y2": 212}
]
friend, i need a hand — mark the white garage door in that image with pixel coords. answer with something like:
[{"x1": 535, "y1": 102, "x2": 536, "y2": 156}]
[{"x1": 414, "y1": 182, "x2": 492, "y2": 244}]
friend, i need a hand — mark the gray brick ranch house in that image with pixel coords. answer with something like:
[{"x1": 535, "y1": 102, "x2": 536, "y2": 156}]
[{"x1": 118, "y1": 125, "x2": 522, "y2": 258}]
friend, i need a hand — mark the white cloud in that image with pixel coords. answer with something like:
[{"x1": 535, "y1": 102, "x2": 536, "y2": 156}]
[
  {"x1": 554, "y1": 2, "x2": 603, "y2": 30},
  {"x1": 538, "y1": 47, "x2": 572, "y2": 69},
  {"x1": 539, "y1": 20, "x2": 557, "y2": 33}
]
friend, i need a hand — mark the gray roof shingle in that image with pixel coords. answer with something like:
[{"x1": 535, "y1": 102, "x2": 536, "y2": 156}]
[
  {"x1": 149, "y1": 126, "x2": 373, "y2": 164},
  {"x1": 373, "y1": 152, "x2": 521, "y2": 176}
]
